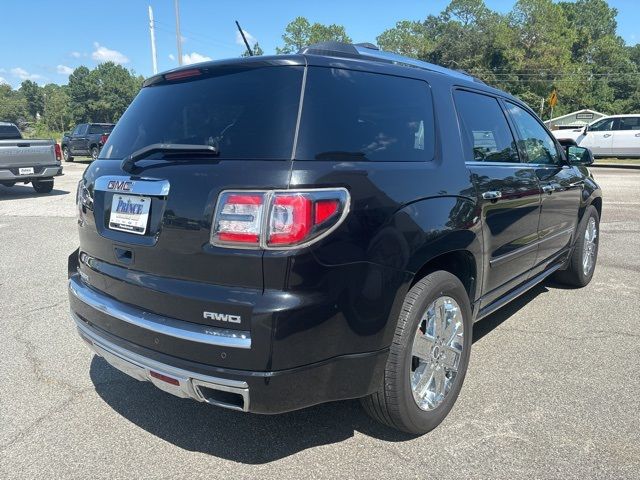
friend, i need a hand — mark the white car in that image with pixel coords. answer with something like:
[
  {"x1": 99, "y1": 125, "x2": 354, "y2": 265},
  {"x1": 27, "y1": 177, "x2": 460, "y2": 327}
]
[{"x1": 553, "y1": 114, "x2": 640, "y2": 157}]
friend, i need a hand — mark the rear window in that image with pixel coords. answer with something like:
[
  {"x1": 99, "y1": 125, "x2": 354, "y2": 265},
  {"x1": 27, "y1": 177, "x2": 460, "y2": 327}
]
[
  {"x1": 296, "y1": 67, "x2": 434, "y2": 161},
  {"x1": 101, "y1": 66, "x2": 303, "y2": 160},
  {"x1": 89, "y1": 124, "x2": 114, "y2": 135},
  {"x1": 0, "y1": 124, "x2": 21, "y2": 140}
]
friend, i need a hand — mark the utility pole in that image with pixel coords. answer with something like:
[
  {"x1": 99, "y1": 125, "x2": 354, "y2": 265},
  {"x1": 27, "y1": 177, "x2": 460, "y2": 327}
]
[
  {"x1": 148, "y1": 4, "x2": 158, "y2": 74},
  {"x1": 174, "y1": 0, "x2": 183, "y2": 65}
]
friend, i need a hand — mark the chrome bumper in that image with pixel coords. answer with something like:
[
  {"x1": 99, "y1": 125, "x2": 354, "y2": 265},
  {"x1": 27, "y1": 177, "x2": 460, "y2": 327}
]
[{"x1": 73, "y1": 315, "x2": 250, "y2": 412}]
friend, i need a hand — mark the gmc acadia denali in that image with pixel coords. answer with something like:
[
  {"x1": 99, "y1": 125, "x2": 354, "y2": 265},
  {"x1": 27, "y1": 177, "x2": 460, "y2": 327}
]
[{"x1": 68, "y1": 42, "x2": 602, "y2": 434}]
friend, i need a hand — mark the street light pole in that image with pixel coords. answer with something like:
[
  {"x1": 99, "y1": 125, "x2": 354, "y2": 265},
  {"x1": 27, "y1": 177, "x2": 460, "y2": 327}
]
[
  {"x1": 148, "y1": 5, "x2": 158, "y2": 74},
  {"x1": 174, "y1": 0, "x2": 183, "y2": 65}
]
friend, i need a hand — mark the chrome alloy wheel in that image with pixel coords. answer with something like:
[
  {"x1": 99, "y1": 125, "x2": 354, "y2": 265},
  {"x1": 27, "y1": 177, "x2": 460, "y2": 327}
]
[
  {"x1": 410, "y1": 296, "x2": 464, "y2": 411},
  {"x1": 583, "y1": 217, "x2": 598, "y2": 276}
]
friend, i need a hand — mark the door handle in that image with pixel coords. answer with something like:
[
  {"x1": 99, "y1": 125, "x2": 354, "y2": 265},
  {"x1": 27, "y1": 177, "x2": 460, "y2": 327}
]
[
  {"x1": 482, "y1": 191, "x2": 502, "y2": 200},
  {"x1": 603, "y1": 134, "x2": 612, "y2": 138},
  {"x1": 542, "y1": 185, "x2": 555, "y2": 194}
]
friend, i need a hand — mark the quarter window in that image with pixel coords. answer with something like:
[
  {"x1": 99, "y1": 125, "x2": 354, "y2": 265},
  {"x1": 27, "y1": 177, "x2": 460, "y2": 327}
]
[
  {"x1": 296, "y1": 67, "x2": 435, "y2": 162},
  {"x1": 454, "y1": 90, "x2": 519, "y2": 163},
  {"x1": 506, "y1": 102, "x2": 560, "y2": 165}
]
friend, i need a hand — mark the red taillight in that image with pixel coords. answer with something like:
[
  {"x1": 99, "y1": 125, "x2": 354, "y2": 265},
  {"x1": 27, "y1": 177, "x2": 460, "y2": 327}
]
[
  {"x1": 54, "y1": 143, "x2": 62, "y2": 161},
  {"x1": 100, "y1": 134, "x2": 109, "y2": 145},
  {"x1": 164, "y1": 68, "x2": 202, "y2": 81},
  {"x1": 211, "y1": 189, "x2": 349, "y2": 249},
  {"x1": 213, "y1": 193, "x2": 265, "y2": 245},
  {"x1": 268, "y1": 194, "x2": 312, "y2": 245}
]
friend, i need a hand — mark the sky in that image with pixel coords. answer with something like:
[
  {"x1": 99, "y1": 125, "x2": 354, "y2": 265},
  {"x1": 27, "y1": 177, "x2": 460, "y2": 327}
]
[{"x1": 0, "y1": 0, "x2": 638, "y2": 89}]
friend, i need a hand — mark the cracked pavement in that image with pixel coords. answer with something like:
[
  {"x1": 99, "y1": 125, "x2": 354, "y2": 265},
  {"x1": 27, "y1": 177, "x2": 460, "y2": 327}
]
[{"x1": 1, "y1": 164, "x2": 639, "y2": 479}]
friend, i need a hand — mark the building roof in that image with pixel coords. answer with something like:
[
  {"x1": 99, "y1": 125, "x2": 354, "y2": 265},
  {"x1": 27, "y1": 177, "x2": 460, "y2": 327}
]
[{"x1": 546, "y1": 109, "x2": 607, "y2": 124}]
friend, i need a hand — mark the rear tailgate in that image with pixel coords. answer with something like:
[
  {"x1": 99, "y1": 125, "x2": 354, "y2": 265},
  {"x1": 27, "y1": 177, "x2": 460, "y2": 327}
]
[{"x1": 0, "y1": 139, "x2": 57, "y2": 168}]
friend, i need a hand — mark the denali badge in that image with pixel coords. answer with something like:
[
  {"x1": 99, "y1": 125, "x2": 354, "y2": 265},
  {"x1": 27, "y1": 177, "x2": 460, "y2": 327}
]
[
  {"x1": 107, "y1": 180, "x2": 133, "y2": 191},
  {"x1": 203, "y1": 311, "x2": 241, "y2": 323}
]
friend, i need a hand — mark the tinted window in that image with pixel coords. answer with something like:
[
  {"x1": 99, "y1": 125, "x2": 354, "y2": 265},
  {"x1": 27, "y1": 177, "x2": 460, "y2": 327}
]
[
  {"x1": 296, "y1": 67, "x2": 434, "y2": 161},
  {"x1": 102, "y1": 66, "x2": 303, "y2": 160},
  {"x1": 615, "y1": 117, "x2": 640, "y2": 131},
  {"x1": 454, "y1": 90, "x2": 519, "y2": 162},
  {"x1": 89, "y1": 124, "x2": 114, "y2": 134},
  {"x1": 506, "y1": 102, "x2": 560, "y2": 165},
  {"x1": 0, "y1": 124, "x2": 21, "y2": 140},
  {"x1": 72, "y1": 124, "x2": 84, "y2": 136},
  {"x1": 589, "y1": 119, "x2": 614, "y2": 131}
]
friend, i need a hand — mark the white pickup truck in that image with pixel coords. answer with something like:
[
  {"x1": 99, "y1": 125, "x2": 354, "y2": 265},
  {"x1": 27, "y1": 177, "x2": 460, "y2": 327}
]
[{"x1": 0, "y1": 122, "x2": 63, "y2": 193}]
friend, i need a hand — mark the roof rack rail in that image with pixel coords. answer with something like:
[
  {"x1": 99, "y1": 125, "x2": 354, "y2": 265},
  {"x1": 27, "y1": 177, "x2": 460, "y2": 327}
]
[{"x1": 298, "y1": 41, "x2": 474, "y2": 81}]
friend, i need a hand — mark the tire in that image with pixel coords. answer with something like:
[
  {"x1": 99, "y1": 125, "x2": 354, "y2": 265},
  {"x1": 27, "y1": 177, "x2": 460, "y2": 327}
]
[
  {"x1": 554, "y1": 205, "x2": 600, "y2": 287},
  {"x1": 32, "y1": 179, "x2": 54, "y2": 194},
  {"x1": 361, "y1": 271, "x2": 473, "y2": 434},
  {"x1": 90, "y1": 146, "x2": 99, "y2": 161},
  {"x1": 63, "y1": 146, "x2": 73, "y2": 162}
]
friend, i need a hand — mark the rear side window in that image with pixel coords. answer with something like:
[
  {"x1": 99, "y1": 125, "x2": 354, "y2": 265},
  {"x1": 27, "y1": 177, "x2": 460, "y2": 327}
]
[
  {"x1": 589, "y1": 118, "x2": 614, "y2": 131},
  {"x1": 615, "y1": 117, "x2": 640, "y2": 130},
  {"x1": 89, "y1": 124, "x2": 114, "y2": 134},
  {"x1": 0, "y1": 124, "x2": 21, "y2": 140},
  {"x1": 505, "y1": 102, "x2": 560, "y2": 165},
  {"x1": 101, "y1": 66, "x2": 303, "y2": 160},
  {"x1": 454, "y1": 90, "x2": 519, "y2": 163},
  {"x1": 296, "y1": 67, "x2": 434, "y2": 161}
]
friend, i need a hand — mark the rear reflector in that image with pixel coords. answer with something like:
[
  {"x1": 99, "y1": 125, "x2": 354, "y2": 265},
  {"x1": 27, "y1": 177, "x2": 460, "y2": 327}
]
[
  {"x1": 164, "y1": 68, "x2": 202, "y2": 81},
  {"x1": 314, "y1": 199, "x2": 339, "y2": 225},
  {"x1": 150, "y1": 371, "x2": 180, "y2": 386}
]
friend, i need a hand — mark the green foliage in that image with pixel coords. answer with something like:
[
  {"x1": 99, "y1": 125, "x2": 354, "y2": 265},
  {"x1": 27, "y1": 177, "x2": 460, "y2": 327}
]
[
  {"x1": 241, "y1": 42, "x2": 264, "y2": 57},
  {"x1": 276, "y1": 17, "x2": 351, "y2": 54},
  {"x1": 0, "y1": 83, "x2": 28, "y2": 125},
  {"x1": 376, "y1": 0, "x2": 639, "y2": 117}
]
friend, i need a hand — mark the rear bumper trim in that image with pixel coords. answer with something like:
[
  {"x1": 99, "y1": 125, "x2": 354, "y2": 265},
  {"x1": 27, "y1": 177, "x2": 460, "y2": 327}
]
[
  {"x1": 74, "y1": 315, "x2": 250, "y2": 411},
  {"x1": 68, "y1": 276, "x2": 251, "y2": 349},
  {"x1": 0, "y1": 165, "x2": 62, "y2": 180}
]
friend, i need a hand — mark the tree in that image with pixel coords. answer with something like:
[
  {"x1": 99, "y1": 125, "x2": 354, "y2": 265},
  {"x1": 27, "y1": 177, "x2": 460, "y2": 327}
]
[
  {"x1": 377, "y1": 20, "x2": 433, "y2": 59},
  {"x1": 0, "y1": 84, "x2": 28, "y2": 125},
  {"x1": 19, "y1": 80, "x2": 44, "y2": 120},
  {"x1": 241, "y1": 42, "x2": 264, "y2": 57},
  {"x1": 67, "y1": 63, "x2": 143, "y2": 124},
  {"x1": 276, "y1": 17, "x2": 351, "y2": 54}
]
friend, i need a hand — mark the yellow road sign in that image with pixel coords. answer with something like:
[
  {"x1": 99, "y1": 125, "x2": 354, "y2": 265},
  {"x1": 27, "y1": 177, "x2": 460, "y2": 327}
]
[{"x1": 549, "y1": 90, "x2": 558, "y2": 108}]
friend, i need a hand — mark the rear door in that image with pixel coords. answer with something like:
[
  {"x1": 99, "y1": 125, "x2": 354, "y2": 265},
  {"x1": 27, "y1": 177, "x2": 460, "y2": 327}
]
[
  {"x1": 611, "y1": 116, "x2": 640, "y2": 157},
  {"x1": 580, "y1": 118, "x2": 614, "y2": 155},
  {"x1": 504, "y1": 102, "x2": 582, "y2": 272},
  {"x1": 454, "y1": 89, "x2": 541, "y2": 305},
  {"x1": 70, "y1": 124, "x2": 87, "y2": 153}
]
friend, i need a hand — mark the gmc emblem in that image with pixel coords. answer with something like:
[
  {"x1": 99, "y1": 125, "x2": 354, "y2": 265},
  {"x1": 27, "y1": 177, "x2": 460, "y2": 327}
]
[
  {"x1": 107, "y1": 180, "x2": 133, "y2": 191},
  {"x1": 203, "y1": 311, "x2": 242, "y2": 324}
]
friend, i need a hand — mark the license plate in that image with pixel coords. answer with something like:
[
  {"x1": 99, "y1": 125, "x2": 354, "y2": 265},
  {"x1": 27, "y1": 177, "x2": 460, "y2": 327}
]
[
  {"x1": 19, "y1": 167, "x2": 34, "y2": 175},
  {"x1": 109, "y1": 194, "x2": 151, "y2": 235}
]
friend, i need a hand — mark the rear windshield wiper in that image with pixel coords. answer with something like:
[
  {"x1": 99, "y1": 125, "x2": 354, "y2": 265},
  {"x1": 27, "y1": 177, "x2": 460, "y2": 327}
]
[{"x1": 121, "y1": 143, "x2": 219, "y2": 172}]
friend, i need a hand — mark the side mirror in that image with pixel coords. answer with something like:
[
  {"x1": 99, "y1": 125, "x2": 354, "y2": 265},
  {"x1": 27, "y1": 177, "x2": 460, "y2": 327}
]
[{"x1": 566, "y1": 145, "x2": 594, "y2": 166}]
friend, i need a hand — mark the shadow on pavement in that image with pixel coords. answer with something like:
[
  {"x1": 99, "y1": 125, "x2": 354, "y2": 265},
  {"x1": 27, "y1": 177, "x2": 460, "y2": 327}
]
[
  {"x1": 90, "y1": 357, "x2": 415, "y2": 464},
  {"x1": 0, "y1": 183, "x2": 69, "y2": 199}
]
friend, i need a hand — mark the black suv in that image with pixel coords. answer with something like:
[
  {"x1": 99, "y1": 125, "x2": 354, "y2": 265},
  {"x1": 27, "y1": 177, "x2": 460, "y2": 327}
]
[
  {"x1": 61, "y1": 123, "x2": 115, "y2": 161},
  {"x1": 68, "y1": 43, "x2": 602, "y2": 434}
]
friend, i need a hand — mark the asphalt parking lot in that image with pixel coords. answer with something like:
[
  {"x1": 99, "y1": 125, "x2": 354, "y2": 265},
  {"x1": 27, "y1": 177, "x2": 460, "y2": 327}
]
[{"x1": 1, "y1": 162, "x2": 639, "y2": 479}]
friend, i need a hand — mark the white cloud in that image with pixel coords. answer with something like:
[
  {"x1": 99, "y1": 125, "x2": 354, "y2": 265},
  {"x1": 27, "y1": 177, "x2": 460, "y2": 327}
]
[
  {"x1": 70, "y1": 51, "x2": 82, "y2": 58},
  {"x1": 91, "y1": 42, "x2": 129, "y2": 64},
  {"x1": 182, "y1": 52, "x2": 212, "y2": 65},
  {"x1": 10, "y1": 67, "x2": 42, "y2": 81},
  {"x1": 56, "y1": 64, "x2": 74, "y2": 75},
  {"x1": 168, "y1": 53, "x2": 175, "y2": 61},
  {"x1": 0, "y1": 76, "x2": 8, "y2": 85},
  {"x1": 235, "y1": 29, "x2": 256, "y2": 46}
]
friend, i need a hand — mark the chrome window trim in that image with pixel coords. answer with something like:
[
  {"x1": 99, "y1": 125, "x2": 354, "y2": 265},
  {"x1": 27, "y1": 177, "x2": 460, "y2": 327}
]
[{"x1": 69, "y1": 276, "x2": 251, "y2": 349}]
